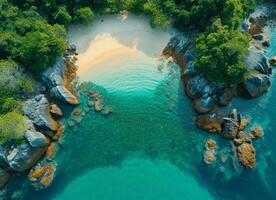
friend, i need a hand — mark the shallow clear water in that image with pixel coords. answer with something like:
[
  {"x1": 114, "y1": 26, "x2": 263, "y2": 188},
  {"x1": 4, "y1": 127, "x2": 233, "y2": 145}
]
[{"x1": 23, "y1": 16, "x2": 276, "y2": 200}]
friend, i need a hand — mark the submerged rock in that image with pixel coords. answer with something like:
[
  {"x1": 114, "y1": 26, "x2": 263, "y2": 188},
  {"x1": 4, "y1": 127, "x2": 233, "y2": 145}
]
[
  {"x1": 94, "y1": 98, "x2": 104, "y2": 112},
  {"x1": 28, "y1": 163, "x2": 56, "y2": 190},
  {"x1": 239, "y1": 119, "x2": 249, "y2": 131},
  {"x1": 22, "y1": 95, "x2": 59, "y2": 131},
  {"x1": 46, "y1": 143, "x2": 56, "y2": 161},
  {"x1": 72, "y1": 108, "x2": 82, "y2": 116},
  {"x1": 203, "y1": 139, "x2": 216, "y2": 164},
  {"x1": 250, "y1": 126, "x2": 264, "y2": 138},
  {"x1": 269, "y1": 56, "x2": 276, "y2": 66},
  {"x1": 237, "y1": 143, "x2": 256, "y2": 169}
]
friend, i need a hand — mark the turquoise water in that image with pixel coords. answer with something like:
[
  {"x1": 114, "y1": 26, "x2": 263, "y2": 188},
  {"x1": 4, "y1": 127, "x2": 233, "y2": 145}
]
[{"x1": 22, "y1": 21, "x2": 276, "y2": 200}]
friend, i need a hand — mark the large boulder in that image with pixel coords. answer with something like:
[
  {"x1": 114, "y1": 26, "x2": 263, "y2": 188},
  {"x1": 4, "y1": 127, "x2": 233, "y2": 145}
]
[
  {"x1": 194, "y1": 95, "x2": 216, "y2": 114},
  {"x1": 196, "y1": 113, "x2": 223, "y2": 133},
  {"x1": 181, "y1": 62, "x2": 198, "y2": 84},
  {"x1": 186, "y1": 74, "x2": 210, "y2": 99},
  {"x1": 43, "y1": 57, "x2": 79, "y2": 105},
  {"x1": 24, "y1": 130, "x2": 49, "y2": 148},
  {"x1": 240, "y1": 71, "x2": 271, "y2": 98},
  {"x1": 22, "y1": 95, "x2": 59, "y2": 131},
  {"x1": 6, "y1": 140, "x2": 50, "y2": 172}
]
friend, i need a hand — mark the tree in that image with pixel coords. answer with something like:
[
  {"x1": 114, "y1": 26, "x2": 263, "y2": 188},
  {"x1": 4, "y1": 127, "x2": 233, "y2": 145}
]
[
  {"x1": 53, "y1": 6, "x2": 72, "y2": 25},
  {"x1": 194, "y1": 19, "x2": 249, "y2": 83},
  {"x1": 17, "y1": 21, "x2": 67, "y2": 75},
  {"x1": 74, "y1": 7, "x2": 95, "y2": 24},
  {"x1": 0, "y1": 111, "x2": 28, "y2": 144}
]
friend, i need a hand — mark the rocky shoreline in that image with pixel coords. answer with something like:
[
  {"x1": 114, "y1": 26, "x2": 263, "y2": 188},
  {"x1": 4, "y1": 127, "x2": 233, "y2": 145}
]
[
  {"x1": 0, "y1": 45, "x2": 80, "y2": 196},
  {"x1": 163, "y1": 3, "x2": 275, "y2": 169}
]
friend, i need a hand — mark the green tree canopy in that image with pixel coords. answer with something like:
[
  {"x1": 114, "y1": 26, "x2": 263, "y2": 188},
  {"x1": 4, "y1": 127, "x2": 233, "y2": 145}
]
[{"x1": 194, "y1": 19, "x2": 249, "y2": 83}]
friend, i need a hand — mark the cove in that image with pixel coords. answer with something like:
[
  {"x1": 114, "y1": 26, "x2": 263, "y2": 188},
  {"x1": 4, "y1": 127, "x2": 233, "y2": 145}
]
[{"x1": 22, "y1": 14, "x2": 276, "y2": 200}]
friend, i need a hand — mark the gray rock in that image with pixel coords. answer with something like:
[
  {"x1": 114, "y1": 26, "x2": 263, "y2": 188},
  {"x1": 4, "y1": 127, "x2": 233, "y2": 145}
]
[
  {"x1": 194, "y1": 95, "x2": 216, "y2": 114},
  {"x1": 6, "y1": 141, "x2": 49, "y2": 172},
  {"x1": 24, "y1": 130, "x2": 48, "y2": 148},
  {"x1": 43, "y1": 58, "x2": 79, "y2": 105},
  {"x1": 22, "y1": 95, "x2": 58, "y2": 131},
  {"x1": 186, "y1": 74, "x2": 210, "y2": 99},
  {"x1": 222, "y1": 109, "x2": 241, "y2": 139},
  {"x1": 182, "y1": 62, "x2": 198, "y2": 84},
  {"x1": 50, "y1": 86, "x2": 79, "y2": 105},
  {"x1": 241, "y1": 72, "x2": 271, "y2": 98}
]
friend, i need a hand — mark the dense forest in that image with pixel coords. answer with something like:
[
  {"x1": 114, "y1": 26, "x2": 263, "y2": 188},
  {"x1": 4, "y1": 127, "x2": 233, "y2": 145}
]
[{"x1": 0, "y1": 0, "x2": 258, "y2": 143}]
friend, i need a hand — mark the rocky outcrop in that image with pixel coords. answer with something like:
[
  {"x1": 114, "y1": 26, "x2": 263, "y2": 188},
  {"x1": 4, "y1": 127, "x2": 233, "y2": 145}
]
[
  {"x1": 28, "y1": 162, "x2": 56, "y2": 190},
  {"x1": 22, "y1": 95, "x2": 59, "y2": 131},
  {"x1": 43, "y1": 47, "x2": 79, "y2": 105},
  {"x1": 165, "y1": 36, "x2": 234, "y2": 114},
  {"x1": 240, "y1": 71, "x2": 271, "y2": 98}
]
